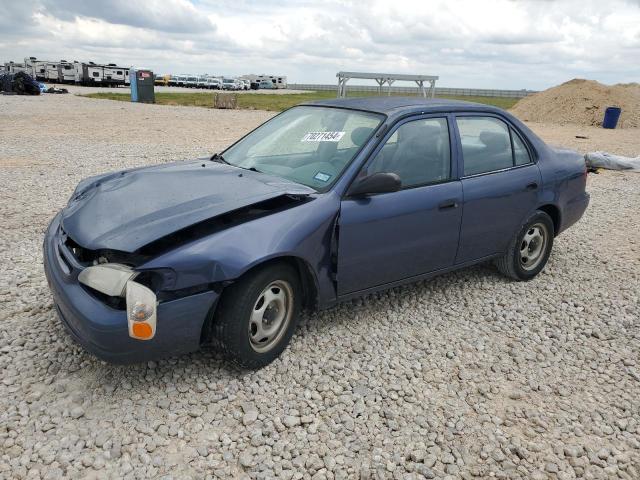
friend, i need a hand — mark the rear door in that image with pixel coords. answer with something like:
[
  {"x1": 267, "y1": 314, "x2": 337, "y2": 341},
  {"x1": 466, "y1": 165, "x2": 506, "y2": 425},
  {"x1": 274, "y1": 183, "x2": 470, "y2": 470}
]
[
  {"x1": 337, "y1": 115, "x2": 463, "y2": 295},
  {"x1": 454, "y1": 114, "x2": 541, "y2": 264}
]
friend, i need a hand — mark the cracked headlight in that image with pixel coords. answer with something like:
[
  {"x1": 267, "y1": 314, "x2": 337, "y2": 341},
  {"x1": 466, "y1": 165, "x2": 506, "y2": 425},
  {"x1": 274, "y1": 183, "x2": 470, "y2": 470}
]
[
  {"x1": 78, "y1": 264, "x2": 157, "y2": 340},
  {"x1": 78, "y1": 263, "x2": 136, "y2": 297}
]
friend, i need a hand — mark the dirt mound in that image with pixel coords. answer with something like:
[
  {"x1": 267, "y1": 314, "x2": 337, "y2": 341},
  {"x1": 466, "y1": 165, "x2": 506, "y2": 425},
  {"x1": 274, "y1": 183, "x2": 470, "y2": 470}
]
[{"x1": 511, "y1": 79, "x2": 640, "y2": 128}]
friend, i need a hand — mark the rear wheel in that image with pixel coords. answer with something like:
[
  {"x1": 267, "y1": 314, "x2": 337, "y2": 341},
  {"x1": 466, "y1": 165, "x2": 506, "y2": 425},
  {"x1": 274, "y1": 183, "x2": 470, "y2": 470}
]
[
  {"x1": 213, "y1": 263, "x2": 301, "y2": 368},
  {"x1": 496, "y1": 211, "x2": 554, "y2": 281}
]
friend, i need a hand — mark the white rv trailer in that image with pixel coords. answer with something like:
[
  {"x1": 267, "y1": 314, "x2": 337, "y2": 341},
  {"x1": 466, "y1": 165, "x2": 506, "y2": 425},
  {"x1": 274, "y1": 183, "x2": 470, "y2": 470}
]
[
  {"x1": 74, "y1": 62, "x2": 130, "y2": 86},
  {"x1": 24, "y1": 57, "x2": 47, "y2": 80},
  {"x1": 74, "y1": 62, "x2": 90, "y2": 84},
  {"x1": 44, "y1": 62, "x2": 61, "y2": 82},
  {"x1": 57, "y1": 61, "x2": 75, "y2": 83},
  {"x1": 74, "y1": 62, "x2": 103, "y2": 85},
  {"x1": 102, "y1": 64, "x2": 130, "y2": 86},
  {"x1": 5, "y1": 62, "x2": 28, "y2": 74}
]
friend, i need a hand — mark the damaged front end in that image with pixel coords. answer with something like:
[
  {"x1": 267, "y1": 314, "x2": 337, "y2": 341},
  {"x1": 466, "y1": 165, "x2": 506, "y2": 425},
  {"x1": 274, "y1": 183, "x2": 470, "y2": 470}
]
[
  {"x1": 78, "y1": 263, "x2": 157, "y2": 341},
  {"x1": 45, "y1": 187, "x2": 315, "y2": 362},
  {"x1": 43, "y1": 159, "x2": 329, "y2": 363},
  {"x1": 44, "y1": 212, "x2": 219, "y2": 364}
]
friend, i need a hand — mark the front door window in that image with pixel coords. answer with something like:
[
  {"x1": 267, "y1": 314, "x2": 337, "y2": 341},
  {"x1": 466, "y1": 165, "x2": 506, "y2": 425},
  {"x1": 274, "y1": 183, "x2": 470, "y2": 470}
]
[{"x1": 365, "y1": 117, "x2": 451, "y2": 187}]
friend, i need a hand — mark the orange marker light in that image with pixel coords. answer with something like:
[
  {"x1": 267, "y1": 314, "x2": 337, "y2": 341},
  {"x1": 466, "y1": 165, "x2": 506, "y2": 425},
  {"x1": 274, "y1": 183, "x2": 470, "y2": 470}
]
[
  {"x1": 132, "y1": 322, "x2": 153, "y2": 339},
  {"x1": 126, "y1": 281, "x2": 157, "y2": 341}
]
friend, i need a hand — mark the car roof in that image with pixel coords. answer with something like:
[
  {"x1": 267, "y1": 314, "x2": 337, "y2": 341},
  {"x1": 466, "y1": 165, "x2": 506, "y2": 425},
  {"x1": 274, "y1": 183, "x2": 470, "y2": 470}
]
[{"x1": 301, "y1": 96, "x2": 504, "y2": 116}]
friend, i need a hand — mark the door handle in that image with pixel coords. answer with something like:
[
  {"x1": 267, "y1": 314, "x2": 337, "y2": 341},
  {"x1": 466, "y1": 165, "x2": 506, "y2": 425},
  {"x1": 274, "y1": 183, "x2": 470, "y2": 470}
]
[
  {"x1": 438, "y1": 199, "x2": 458, "y2": 210},
  {"x1": 526, "y1": 182, "x2": 538, "y2": 191}
]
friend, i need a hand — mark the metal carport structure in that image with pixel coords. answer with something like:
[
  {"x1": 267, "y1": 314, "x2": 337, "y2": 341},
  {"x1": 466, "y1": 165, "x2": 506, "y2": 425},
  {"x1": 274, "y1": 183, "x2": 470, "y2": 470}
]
[{"x1": 336, "y1": 71, "x2": 439, "y2": 98}]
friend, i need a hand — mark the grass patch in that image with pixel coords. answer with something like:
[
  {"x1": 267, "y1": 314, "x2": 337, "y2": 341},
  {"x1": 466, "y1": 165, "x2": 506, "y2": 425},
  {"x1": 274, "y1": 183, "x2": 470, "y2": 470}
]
[{"x1": 82, "y1": 91, "x2": 520, "y2": 111}]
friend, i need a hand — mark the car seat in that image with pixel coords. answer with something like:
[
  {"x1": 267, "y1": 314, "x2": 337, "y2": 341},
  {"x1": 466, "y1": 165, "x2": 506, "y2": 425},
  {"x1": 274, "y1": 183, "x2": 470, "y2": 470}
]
[
  {"x1": 389, "y1": 124, "x2": 446, "y2": 186},
  {"x1": 350, "y1": 127, "x2": 374, "y2": 146},
  {"x1": 463, "y1": 131, "x2": 512, "y2": 175}
]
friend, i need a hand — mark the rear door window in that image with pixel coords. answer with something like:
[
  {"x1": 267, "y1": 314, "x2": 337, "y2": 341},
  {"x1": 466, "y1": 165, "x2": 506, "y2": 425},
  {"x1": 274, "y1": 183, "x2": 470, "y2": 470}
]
[{"x1": 457, "y1": 117, "x2": 514, "y2": 176}]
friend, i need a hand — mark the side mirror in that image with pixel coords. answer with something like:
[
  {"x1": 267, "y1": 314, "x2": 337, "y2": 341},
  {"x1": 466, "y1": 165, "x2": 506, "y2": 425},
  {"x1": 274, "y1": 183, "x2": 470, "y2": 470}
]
[{"x1": 348, "y1": 172, "x2": 401, "y2": 197}]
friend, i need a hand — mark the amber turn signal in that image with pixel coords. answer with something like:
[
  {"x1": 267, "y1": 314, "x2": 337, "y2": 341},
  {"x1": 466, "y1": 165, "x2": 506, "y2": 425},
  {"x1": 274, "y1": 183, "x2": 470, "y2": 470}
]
[{"x1": 132, "y1": 322, "x2": 153, "y2": 339}]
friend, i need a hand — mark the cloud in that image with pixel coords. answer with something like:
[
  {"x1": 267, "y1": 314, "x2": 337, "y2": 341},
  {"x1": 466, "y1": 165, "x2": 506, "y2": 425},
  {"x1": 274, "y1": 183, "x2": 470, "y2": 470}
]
[
  {"x1": 0, "y1": 0, "x2": 639, "y2": 89},
  {"x1": 0, "y1": 0, "x2": 43, "y2": 34},
  {"x1": 39, "y1": 0, "x2": 214, "y2": 33}
]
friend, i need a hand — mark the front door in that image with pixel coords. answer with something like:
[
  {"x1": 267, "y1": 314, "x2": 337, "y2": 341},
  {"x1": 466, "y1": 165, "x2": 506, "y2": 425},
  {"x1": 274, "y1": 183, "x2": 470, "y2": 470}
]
[{"x1": 337, "y1": 115, "x2": 463, "y2": 296}]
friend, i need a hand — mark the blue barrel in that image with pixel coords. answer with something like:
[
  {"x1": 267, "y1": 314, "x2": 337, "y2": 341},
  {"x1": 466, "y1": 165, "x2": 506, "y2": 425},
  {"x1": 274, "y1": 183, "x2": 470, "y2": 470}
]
[{"x1": 602, "y1": 107, "x2": 621, "y2": 129}]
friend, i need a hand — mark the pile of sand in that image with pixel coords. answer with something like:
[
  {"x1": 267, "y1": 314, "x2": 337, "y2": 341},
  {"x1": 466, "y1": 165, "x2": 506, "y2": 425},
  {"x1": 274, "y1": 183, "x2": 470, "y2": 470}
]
[{"x1": 511, "y1": 79, "x2": 640, "y2": 129}]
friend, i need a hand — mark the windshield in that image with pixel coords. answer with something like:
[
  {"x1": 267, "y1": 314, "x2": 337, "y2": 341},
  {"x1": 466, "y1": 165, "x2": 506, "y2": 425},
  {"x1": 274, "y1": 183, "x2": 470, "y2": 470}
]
[{"x1": 223, "y1": 106, "x2": 384, "y2": 191}]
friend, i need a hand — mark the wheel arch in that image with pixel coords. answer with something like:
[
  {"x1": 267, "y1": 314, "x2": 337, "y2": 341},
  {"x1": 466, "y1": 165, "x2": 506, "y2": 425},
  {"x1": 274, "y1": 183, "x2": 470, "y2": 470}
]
[
  {"x1": 240, "y1": 255, "x2": 319, "y2": 311},
  {"x1": 200, "y1": 255, "x2": 319, "y2": 344},
  {"x1": 537, "y1": 203, "x2": 561, "y2": 236}
]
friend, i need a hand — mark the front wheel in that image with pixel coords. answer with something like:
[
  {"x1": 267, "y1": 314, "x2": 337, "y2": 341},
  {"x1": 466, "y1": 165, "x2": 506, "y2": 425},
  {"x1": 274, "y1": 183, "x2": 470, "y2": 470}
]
[
  {"x1": 495, "y1": 211, "x2": 554, "y2": 281},
  {"x1": 213, "y1": 263, "x2": 301, "y2": 368}
]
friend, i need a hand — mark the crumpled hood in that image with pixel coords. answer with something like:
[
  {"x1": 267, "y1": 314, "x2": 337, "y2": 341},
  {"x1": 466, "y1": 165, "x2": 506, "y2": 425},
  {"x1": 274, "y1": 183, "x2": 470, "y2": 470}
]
[{"x1": 61, "y1": 159, "x2": 314, "y2": 253}]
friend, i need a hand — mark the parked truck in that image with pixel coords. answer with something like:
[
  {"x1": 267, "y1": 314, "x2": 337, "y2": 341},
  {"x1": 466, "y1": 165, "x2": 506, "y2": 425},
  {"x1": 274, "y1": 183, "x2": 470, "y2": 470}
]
[
  {"x1": 155, "y1": 74, "x2": 170, "y2": 86},
  {"x1": 196, "y1": 75, "x2": 208, "y2": 89}
]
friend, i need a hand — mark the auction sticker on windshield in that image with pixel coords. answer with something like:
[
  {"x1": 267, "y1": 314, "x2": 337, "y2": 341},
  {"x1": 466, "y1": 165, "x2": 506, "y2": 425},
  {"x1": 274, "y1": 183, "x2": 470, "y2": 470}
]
[{"x1": 301, "y1": 131, "x2": 346, "y2": 142}]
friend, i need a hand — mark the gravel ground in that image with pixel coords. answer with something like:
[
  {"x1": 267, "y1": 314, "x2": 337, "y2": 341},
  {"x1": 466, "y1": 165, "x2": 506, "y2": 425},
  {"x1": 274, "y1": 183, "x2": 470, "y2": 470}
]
[{"x1": 1, "y1": 94, "x2": 639, "y2": 480}]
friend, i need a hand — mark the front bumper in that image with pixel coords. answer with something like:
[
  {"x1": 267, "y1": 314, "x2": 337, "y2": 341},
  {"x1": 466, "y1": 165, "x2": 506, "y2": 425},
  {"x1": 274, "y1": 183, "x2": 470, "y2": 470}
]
[{"x1": 43, "y1": 213, "x2": 219, "y2": 364}]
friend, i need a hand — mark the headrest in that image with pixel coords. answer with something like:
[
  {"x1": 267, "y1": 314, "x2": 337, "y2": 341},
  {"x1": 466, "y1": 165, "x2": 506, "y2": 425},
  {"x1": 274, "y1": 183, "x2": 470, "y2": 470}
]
[
  {"x1": 351, "y1": 127, "x2": 374, "y2": 146},
  {"x1": 479, "y1": 131, "x2": 510, "y2": 154}
]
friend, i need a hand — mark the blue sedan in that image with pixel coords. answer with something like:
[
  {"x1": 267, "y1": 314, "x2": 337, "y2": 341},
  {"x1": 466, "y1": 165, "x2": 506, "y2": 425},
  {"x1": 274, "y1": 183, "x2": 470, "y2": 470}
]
[{"x1": 44, "y1": 97, "x2": 589, "y2": 368}]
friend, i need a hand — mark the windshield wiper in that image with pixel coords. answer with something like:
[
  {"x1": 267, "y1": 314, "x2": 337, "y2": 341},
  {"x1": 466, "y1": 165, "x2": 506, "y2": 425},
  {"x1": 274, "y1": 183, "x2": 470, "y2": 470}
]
[
  {"x1": 211, "y1": 153, "x2": 263, "y2": 173},
  {"x1": 210, "y1": 152, "x2": 229, "y2": 164}
]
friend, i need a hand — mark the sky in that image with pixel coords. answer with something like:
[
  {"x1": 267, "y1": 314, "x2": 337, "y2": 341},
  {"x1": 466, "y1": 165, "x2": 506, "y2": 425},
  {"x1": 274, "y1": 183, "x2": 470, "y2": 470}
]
[{"x1": 0, "y1": 0, "x2": 639, "y2": 90}]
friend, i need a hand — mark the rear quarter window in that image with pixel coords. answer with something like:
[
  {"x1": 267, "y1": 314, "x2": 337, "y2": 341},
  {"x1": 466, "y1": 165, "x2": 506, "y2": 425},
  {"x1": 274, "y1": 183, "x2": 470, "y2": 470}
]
[{"x1": 512, "y1": 130, "x2": 532, "y2": 165}]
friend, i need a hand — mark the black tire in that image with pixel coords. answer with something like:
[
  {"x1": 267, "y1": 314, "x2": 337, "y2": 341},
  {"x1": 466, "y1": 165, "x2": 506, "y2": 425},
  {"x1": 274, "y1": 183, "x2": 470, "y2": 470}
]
[
  {"x1": 213, "y1": 263, "x2": 301, "y2": 369},
  {"x1": 495, "y1": 210, "x2": 554, "y2": 281}
]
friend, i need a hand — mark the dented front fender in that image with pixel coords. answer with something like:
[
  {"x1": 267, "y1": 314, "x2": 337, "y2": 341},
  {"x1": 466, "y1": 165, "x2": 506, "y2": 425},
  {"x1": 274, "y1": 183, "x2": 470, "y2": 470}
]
[{"x1": 140, "y1": 192, "x2": 341, "y2": 307}]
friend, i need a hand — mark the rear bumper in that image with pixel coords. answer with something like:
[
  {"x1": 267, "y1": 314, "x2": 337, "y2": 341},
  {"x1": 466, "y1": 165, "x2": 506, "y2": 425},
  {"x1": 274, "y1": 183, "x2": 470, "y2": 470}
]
[
  {"x1": 560, "y1": 191, "x2": 590, "y2": 234},
  {"x1": 43, "y1": 213, "x2": 219, "y2": 364}
]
